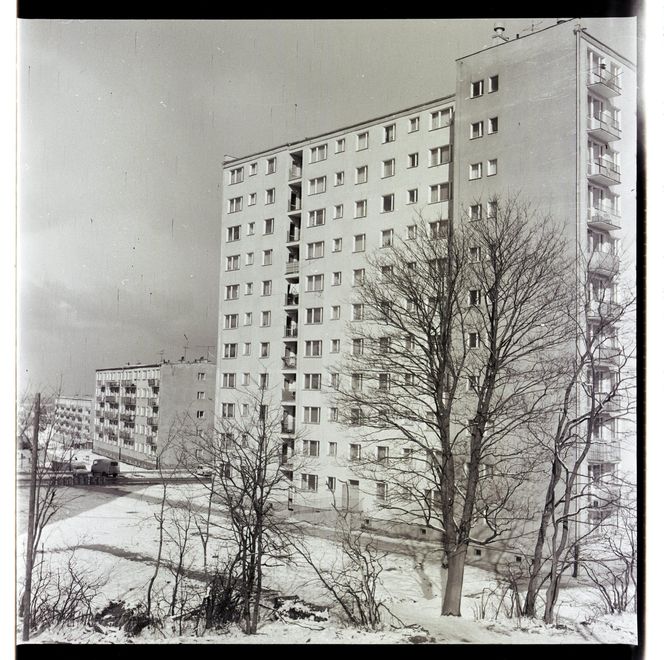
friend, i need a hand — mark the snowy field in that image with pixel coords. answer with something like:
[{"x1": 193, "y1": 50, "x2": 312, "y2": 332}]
[{"x1": 16, "y1": 482, "x2": 638, "y2": 645}]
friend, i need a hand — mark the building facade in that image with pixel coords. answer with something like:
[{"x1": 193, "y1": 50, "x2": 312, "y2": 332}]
[
  {"x1": 53, "y1": 395, "x2": 94, "y2": 449},
  {"x1": 93, "y1": 359, "x2": 216, "y2": 468},
  {"x1": 215, "y1": 20, "x2": 635, "y2": 535}
]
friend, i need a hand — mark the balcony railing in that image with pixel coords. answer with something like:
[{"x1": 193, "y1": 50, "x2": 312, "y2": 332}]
[
  {"x1": 588, "y1": 206, "x2": 621, "y2": 231},
  {"x1": 587, "y1": 113, "x2": 621, "y2": 142},
  {"x1": 119, "y1": 430, "x2": 132, "y2": 440},
  {"x1": 284, "y1": 294, "x2": 299, "y2": 306},
  {"x1": 121, "y1": 396, "x2": 135, "y2": 405},
  {"x1": 288, "y1": 166, "x2": 302, "y2": 180},
  {"x1": 281, "y1": 421, "x2": 295, "y2": 434},
  {"x1": 589, "y1": 391, "x2": 622, "y2": 415},
  {"x1": 288, "y1": 199, "x2": 302, "y2": 212},
  {"x1": 589, "y1": 250, "x2": 620, "y2": 277},
  {"x1": 282, "y1": 389, "x2": 296, "y2": 402},
  {"x1": 147, "y1": 416, "x2": 158, "y2": 427},
  {"x1": 284, "y1": 326, "x2": 298, "y2": 338},
  {"x1": 286, "y1": 229, "x2": 301, "y2": 243},
  {"x1": 587, "y1": 158, "x2": 621, "y2": 186},
  {"x1": 105, "y1": 395, "x2": 117, "y2": 404},
  {"x1": 587, "y1": 67, "x2": 622, "y2": 97},
  {"x1": 587, "y1": 442, "x2": 621, "y2": 463},
  {"x1": 285, "y1": 261, "x2": 300, "y2": 275},
  {"x1": 148, "y1": 397, "x2": 158, "y2": 407},
  {"x1": 106, "y1": 410, "x2": 118, "y2": 420},
  {"x1": 282, "y1": 356, "x2": 297, "y2": 369},
  {"x1": 120, "y1": 413, "x2": 134, "y2": 423},
  {"x1": 148, "y1": 378, "x2": 159, "y2": 387}
]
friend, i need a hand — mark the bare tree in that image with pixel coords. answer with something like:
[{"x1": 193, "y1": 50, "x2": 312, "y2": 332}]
[
  {"x1": 182, "y1": 384, "x2": 304, "y2": 634},
  {"x1": 334, "y1": 197, "x2": 573, "y2": 616},
  {"x1": 522, "y1": 258, "x2": 636, "y2": 622}
]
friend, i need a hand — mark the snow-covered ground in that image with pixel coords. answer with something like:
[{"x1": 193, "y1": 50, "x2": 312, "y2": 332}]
[{"x1": 16, "y1": 482, "x2": 638, "y2": 645}]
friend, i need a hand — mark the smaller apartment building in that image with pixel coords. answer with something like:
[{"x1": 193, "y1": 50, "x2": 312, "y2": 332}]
[
  {"x1": 53, "y1": 395, "x2": 94, "y2": 449},
  {"x1": 93, "y1": 359, "x2": 216, "y2": 468}
]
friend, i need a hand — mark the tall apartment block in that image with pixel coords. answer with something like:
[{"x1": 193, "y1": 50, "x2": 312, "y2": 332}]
[
  {"x1": 215, "y1": 19, "x2": 635, "y2": 531},
  {"x1": 93, "y1": 358, "x2": 216, "y2": 468},
  {"x1": 53, "y1": 395, "x2": 94, "y2": 449}
]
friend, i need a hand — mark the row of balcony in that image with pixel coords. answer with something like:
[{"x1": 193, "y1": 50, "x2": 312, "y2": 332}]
[{"x1": 587, "y1": 66, "x2": 621, "y2": 98}]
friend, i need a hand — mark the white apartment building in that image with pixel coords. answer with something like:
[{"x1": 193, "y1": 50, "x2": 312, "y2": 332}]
[{"x1": 215, "y1": 19, "x2": 636, "y2": 535}]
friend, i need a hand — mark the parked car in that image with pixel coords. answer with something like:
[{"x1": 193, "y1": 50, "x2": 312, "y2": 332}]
[
  {"x1": 91, "y1": 458, "x2": 120, "y2": 477},
  {"x1": 196, "y1": 465, "x2": 213, "y2": 478},
  {"x1": 71, "y1": 462, "x2": 89, "y2": 474}
]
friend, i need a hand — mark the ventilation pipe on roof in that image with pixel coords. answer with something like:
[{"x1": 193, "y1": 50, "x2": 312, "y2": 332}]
[{"x1": 492, "y1": 22, "x2": 509, "y2": 45}]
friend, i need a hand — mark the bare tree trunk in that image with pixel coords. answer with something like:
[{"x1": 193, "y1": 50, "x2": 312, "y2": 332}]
[
  {"x1": 441, "y1": 548, "x2": 467, "y2": 616},
  {"x1": 146, "y1": 480, "x2": 167, "y2": 617},
  {"x1": 22, "y1": 393, "x2": 40, "y2": 641}
]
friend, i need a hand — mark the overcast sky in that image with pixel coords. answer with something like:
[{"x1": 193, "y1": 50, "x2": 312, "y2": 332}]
[{"x1": 17, "y1": 18, "x2": 637, "y2": 396}]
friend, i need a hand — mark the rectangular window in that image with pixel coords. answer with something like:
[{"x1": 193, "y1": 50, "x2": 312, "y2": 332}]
[
  {"x1": 488, "y1": 116, "x2": 498, "y2": 134},
  {"x1": 327, "y1": 476, "x2": 336, "y2": 491},
  {"x1": 470, "y1": 121, "x2": 484, "y2": 139},
  {"x1": 352, "y1": 304, "x2": 365, "y2": 321},
  {"x1": 260, "y1": 310, "x2": 271, "y2": 327},
  {"x1": 303, "y1": 440, "x2": 320, "y2": 457},
  {"x1": 306, "y1": 241, "x2": 325, "y2": 259},
  {"x1": 241, "y1": 373, "x2": 250, "y2": 386},
  {"x1": 349, "y1": 443, "x2": 362, "y2": 460},
  {"x1": 265, "y1": 188, "x2": 275, "y2": 204},
  {"x1": 469, "y1": 162, "x2": 482, "y2": 180},
  {"x1": 353, "y1": 268, "x2": 365, "y2": 286},
  {"x1": 249, "y1": 162, "x2": 257, "y2": 176},
  {"x1": 429, "y1": 183, "x2": 450, "y2": 203},
  {"x1": 335, "y1": 138, "x2": 345, "y2": 153},
  {"x1": 330, "y1": 305, "x2": 341, "y2": 320},
  {"x1": 408, "y1": 152, "x2": 419, "y2": 168},
  {"x1": 378, "y1": 374, "x2": 390, "y2": 391},
  {"x1": 330, "y1": 339, "x2": 340, "y2": 353},
  {"x1": 263, "y1": 218, "x2": 274, "y2": 234},
  {"x1": 333, "y1": 204, "x2": 344, "y2": 219},
  {"x1": 383, "y1": 124, "x2": 396, "y2": 143},
  {"x1": 353, "y1": 234, "x2": 366, "y2": 252},
  {"x1": 470, "y1": 204, "x2": 482, "y2": 221},
  {"x1": 245, "y1": 252, "x2": 254, "y2": 266},
  {"x1": 469, "y1": 289, "x2": 480, "y2": 306},
  {"x1": 303, "y1": 407, "x2": 321, "y2": 424},
  {"x1": 487, "y1": 159, "x2": 498, "y2": 176},
  {"x1": 306, "y1": 274, "x2": 324, "y2": 292},
  {"x1": 468, "y1": 331, "x2": 480, "y2": 349},
  {"x1": 223, "y1": 343, "x2": 237, "y2": 358},
  {"x1": 226, "y1": 225, "x2": 240, "y2": 242},
  {"x1": 308, "y1": 208, "x2": 326, "y2": 227},
  {"x1": 301, "y1": 473, "x2": 318, "y2": 492},
  {"x1": 382, "y1": 159, "x2": 395, "y2": 178},
  {"x1": 305, "y1": 307, "x2": 323, "y2": 324},
  {"x1": 229, "y1": 167, "x2": 243, "y2": 184},
  {"x1": 261, "y1": 280, "x2": 272, "y2": 296},
  {"x1": 356, "y1": 131, "x2": 369, "y2": 150},
  {"x1": 430, "y1": 145, "x2": 451, "y2": 166},
  {"x1": 332, "y1": 238, "x2": 342, "y2": 252},
  {"x1": 332, "y1": 271, "x2": 342, "y2": 286},
  {"x1": 247, "y1": 222, "x2": 255, "y2": 236},
  {"x1": 222, "y1": 373, "x2": 236, "y2": 388},
  {"x1": 304, "y1": 373, "x2": 322, "y2": 390},
  {"x1": 407, "y1": 189, "x2": 418, "y2": 204},
  {"x1": 248, "y1": 192, "x2": 256, "y2": 206},
  {"x1": 376, "y1": 482, "x2": 387, "y2": 501},
  {"x1": 354, "y1": 200, "x2": 367, "y2": 218},
  {"x1": 266, "y1": 157, "x2": 276, "y2": 174},
  {"x1": 262, "y1": 249, "x2": 273, "y2": 266},
  {"x1": 308, "y1": 176, "x2": 326, "y2": 195},
  {"x1": 488, "y1": 75, "x2": 499, "y2": 93},
  {"x1": 221, "y1": 403, "x2": 235, "y2": 418},
  {"x1": 409, "y1": 116, "x2": 420, "y2": 132},
  {"x1": 470, "y1": 246, "x2": 481, "y2": 262},
  {"x1": 197, "y1": 391, "x2": 206, "y2": 400},
  {"x1": 352, "y1": 338, "x2": 364, "y2": 355},
  {"x1": 355, "y1": 165, "x2": 368, "y2": 184},
  {"x1": 225, "y1": 284, "x2": 239, "y2": 300},
  {"x1": 470, "y1": 80, "x2": 484, "y2": 98},
  {"x1": 381, "y1": 228, "x2": 394, "y2": 247},
  {"x1": 245, "y1": 282, "x2": 253, "y2": 295},
  {"x1": 228, "y1": 197, "x2": 243, "y2": 213},
  {"x1": 305, "y1": 340, "x2": 322, "y2": 357},
  {"x1": 224, "y1": 314, "x2": 239, "y2": 329},
  {"x1": 197, "y1": 372, "x2": 206, "y2": 381},
  {"x1": 226, "y1": 255, "x2": 240, "y2": 271},
  {"x1": 487, "y1": 200, "x2": 498, "y2": 219},
  {"x1": 382, "y1": 194, "x2": 395, "y2": 213},
  {"x1": 242, "y1": 342, "x2": 251, "y2": 356},
  {"x1": 431, "y1": 108, "x2": 452, "y2": 130},
  {"x1": 334, "y1": 171, "x2": 344, "y2": 186},
  {"x1": 329, "y1": 408, "x2": 339, "y2": 422},
  {"x1": 244, "y1": 312, "x2": 252, "y2": 326},
  {"x1": 310, "y1": 144, "x2": 328, "y2": 163}
]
